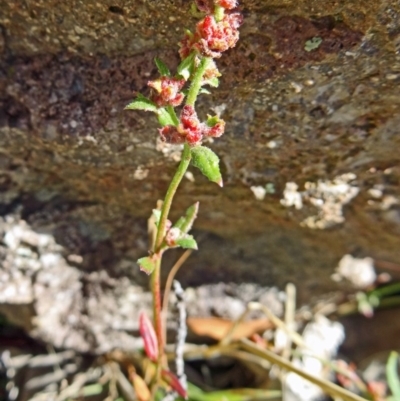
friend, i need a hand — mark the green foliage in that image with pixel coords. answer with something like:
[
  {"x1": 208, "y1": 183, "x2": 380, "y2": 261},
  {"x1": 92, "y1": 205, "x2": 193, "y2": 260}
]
[
  {"x1": 124, "y1": 94, "x2": 158, "y2": 112},
  {"x1": 152, "y1": 209, "x2": 162, "y2": 227},
  {"x1": 203, "y1": 77, "x2": 219, "y2": 87},
  {"x1": 177, "y1": 52, "x2": 196, "y2": 80},
  {"x1": 157, "y1": 107, "x2": 179, "y2": 127},
  {"x1": 173, "y1": 202, "x2": 199, "y2": 233},
  {"x1": 155, "y1": 57, "x2": 171, "y2": 76},
  {"x1": 176, "y1": 234, "x2": 198, "y2": 250},
  {"x1": 191, "y1": 146, "x2": 223, "y2": 187},
  {"x1": 137, "y1": 256, "x2": 158, "y2": 275}
]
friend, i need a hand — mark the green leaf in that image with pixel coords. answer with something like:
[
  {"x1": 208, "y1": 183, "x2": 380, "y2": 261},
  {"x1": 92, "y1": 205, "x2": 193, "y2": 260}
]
[
  {"x1": 157, "y1": 108, "x2": 178, "y2": 127},
  {"x1": 387, "y1": 351, "x2": 400, "y2": 400},
  {"x1": 177, "y1": 52, "x2": 196, "y2": 80},
  {"x1": 137, "y1": 256, "x2": 157, "y2": 275},
  {"x1": 191, "y1": 146, "x2": 223, "y2": 187},
  {"x1": 125, "y1": 96, "x2": 158, "y2": 112},
  {"x1": 206, "y1": 115, "x2": 220, "y2": 127},
  {"x1": 176, "y1": 234, "x2": 198, "y2": 250},
  {"x1": 152, "y1": 209, "x2": 161, "y2": 227},
  {"x1": 174, "y1": 202, "x2": 199, "y2": 233},
  {"x1": 203, "y1": 77, "x2": 219, "y2": 88},
  {"x1": 155, "y1": 57, "x2": 170, "y2": 76},
  {"x1": 199, "y1": 88, "x2": 211, "y2": 95}
]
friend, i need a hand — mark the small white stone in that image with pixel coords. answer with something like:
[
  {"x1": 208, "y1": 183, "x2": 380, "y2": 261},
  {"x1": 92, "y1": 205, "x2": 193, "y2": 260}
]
[
  {"x1": 250, "y1": 186, "x2": 266, "y2": 200},
  {"x1": 336, "y1": 254, "x2": 376, "y2": 288}
]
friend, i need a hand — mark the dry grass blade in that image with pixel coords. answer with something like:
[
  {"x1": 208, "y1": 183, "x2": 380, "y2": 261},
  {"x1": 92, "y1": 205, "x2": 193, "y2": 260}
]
[
  {"x1": 239, "y1": 338, "x2": 368, "y2": 401},
  {"x1": 162, "y1": 249, "x2": 193, "y2": 343}
]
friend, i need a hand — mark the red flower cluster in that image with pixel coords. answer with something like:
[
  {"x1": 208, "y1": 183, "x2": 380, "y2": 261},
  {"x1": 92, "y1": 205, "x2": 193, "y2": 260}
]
[
  {"x1": 179, "y1": 2, "x2": 242, "y2": 59},
  {"x1": 195, "y1": 14, "x2": 242, "y2": 58},
  {"x1": 148, "y1": 77, "x2": 185, "y2": 107},
  {"x1": 159, "y1": 105, "x2": 225, "y2": 145}
]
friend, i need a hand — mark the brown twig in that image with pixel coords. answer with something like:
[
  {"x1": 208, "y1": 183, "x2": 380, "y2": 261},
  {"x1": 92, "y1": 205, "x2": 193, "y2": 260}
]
[{"x1": 162, "y1": 249, "x2": 193, "y2": 344}]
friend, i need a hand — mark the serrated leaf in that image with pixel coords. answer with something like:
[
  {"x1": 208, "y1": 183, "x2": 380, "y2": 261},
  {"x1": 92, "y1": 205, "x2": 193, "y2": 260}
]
[
  {"x1": 176, "y1": 235, "x2": 198, "y2": 250},
  {"x1": 157, "y1": 107, "x2": 178, "y2": 127},
  {"x1": 191, "y1": 146, "x2": 223, "y2": 187},
  {"x1": 137, "y1": 256, "x2": 157, "y2": 275},
  {"x1": 177, "y1": 52, "x2": 196, "y2": 80},
  {"x1": 204, "y1": 77, "x2": 219, "y2": 88},
  {"x1": 125, "y1": 96, "x2": 158, "y2": 112},
  {"x1": 174, "y1": 202, "x2": 199, "y2": 233},
  {"x1": 155, "y1": 57, "x2": 170, "y2": 76}
]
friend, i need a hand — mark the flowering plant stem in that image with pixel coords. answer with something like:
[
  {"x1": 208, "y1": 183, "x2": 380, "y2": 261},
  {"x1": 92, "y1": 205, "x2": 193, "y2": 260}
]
[
  {"x1": 150, "y1": 143, "x2": 191, "y2": 392},
  {"x1": 125, "y1": 1, "x2": 243, "y2": 398},
  {"x1": 150, "y1": 55, "x2": 214, "y2": 393}
]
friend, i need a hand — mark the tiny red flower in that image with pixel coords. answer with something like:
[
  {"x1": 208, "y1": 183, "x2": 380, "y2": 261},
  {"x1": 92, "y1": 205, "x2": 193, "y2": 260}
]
[
  {"x1": 179, "y1": 105, "x2": 205, "y2": 145},
  {"x1": 195, "y1": 13, "x2": 243, "y2": 58},
  {"x1": 148, "y1": 77, "x2": 185, "y2": 107},
  {"x1": 159, "y1": 126, "x2": 186, "y2": 144},
  {"x1": 179, "y1": 31, "x2": 199, "y2": 60},
  {"x1": 180, "y1": 105, "x2": 201, "y2": 131},
  {"x1": 139, "y1": 312, "x2": 159, "y2": 362},
  {"x1": 165, "y1": 227, "x2": 181, "y2": 247},
  {"x1": 205, "y1": 120, "x2": 225, "y2": 138},
  {"x1": 159, "y1": 107, "x2": 225, "y2": 145}
]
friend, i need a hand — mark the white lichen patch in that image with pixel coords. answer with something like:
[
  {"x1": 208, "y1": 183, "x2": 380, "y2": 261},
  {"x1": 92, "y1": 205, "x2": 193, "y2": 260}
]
[
  {"x1": 281, "y1": 173, "x2": 359, "y2": 229},
  {"x1": 333, "y1": 254, "x2": 376, "y2": 288}
]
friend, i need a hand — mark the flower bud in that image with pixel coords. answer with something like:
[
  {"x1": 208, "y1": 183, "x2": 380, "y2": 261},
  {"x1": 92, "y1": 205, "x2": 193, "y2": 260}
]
[{"x1": 139, "y1": 312, "x2": 158, "y2": 362}]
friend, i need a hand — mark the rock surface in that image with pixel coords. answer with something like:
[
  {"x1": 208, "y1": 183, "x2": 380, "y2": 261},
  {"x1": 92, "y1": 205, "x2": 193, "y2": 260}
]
[{"x1": 1, "y1": 0, "x2": 400, "y2": 311}]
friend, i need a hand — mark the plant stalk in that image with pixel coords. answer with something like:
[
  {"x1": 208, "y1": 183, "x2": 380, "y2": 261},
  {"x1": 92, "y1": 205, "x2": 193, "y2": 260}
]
[
  {"x1": 150, "y1": 143, "x2": 192, "y2": 394},
  {"x1": 186, "y1": 56, "x2": 211, "y2": 107},
  {"x1": 150, "y1": 55, "x2": 210, "y2": 398}
]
